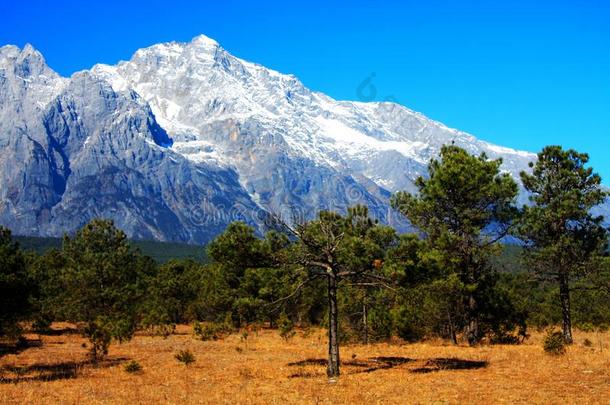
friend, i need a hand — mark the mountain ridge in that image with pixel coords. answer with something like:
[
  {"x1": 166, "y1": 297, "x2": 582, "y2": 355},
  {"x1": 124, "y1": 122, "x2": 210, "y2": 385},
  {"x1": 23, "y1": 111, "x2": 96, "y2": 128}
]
[{"x1": 0, "y1": 35, "x2": 605, "y2": 243}]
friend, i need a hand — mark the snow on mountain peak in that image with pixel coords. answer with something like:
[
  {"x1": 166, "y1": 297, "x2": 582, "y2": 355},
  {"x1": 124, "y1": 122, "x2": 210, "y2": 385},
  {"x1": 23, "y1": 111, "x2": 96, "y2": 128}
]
[
  {"x1": 1, "y1": 35, "x2": 605, "y2": 244},
  {"x1": 190, "y1": 34, "x2": 220, "y2": 49},
  {"x1": 86, "y1": 34, "x2": 537, "y2": 196}
]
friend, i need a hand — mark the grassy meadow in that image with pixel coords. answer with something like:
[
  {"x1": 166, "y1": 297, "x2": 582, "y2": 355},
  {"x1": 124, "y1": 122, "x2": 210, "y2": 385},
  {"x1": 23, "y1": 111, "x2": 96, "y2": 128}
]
[{"x1": 1, "y1": 324, "x2": 608, "y2": 404}]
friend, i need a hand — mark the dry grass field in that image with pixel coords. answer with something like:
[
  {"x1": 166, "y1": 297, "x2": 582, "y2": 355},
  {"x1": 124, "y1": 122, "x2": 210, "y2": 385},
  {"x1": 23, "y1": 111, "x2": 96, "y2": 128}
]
[{"x1": 1, "y1": 324, "x2": 609, "y2": 404}]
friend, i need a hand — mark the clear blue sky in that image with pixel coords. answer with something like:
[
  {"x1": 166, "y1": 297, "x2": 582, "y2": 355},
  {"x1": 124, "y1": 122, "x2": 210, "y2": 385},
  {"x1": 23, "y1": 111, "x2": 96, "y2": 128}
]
[{"x1": 1, "y1": 0, "x2": 609, "y2": 178}]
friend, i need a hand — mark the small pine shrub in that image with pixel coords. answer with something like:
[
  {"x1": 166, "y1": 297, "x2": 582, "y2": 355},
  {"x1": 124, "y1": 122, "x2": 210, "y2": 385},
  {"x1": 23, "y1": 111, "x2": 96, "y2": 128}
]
[
  {"x1": 32, "y1": 317, "x2": 52, "y2": 333},
  {"x1": 148, "y1": 323, "x2": 176, "y2": 338},
  {"x1": 193, "y1": 321, "x2": 232, "y2": 341},
  {"x1": 124, "y1": 360, "x2": 142, "y2": 374},
  {"x1": 278, "y1": 313, "x2": 296, "y2": 341},
  {"x1": 577, "y1": 322, "x2": 596, "y2": 333},
  {"x1": 583, "y1": 338, "x2": 593, "y2": 347},
  {"x1": 543, "y1": 330, "x2": 567, "y2": 355},
  {"x1": 175, "y1": 349, "x2": 195, "y2": 366}
]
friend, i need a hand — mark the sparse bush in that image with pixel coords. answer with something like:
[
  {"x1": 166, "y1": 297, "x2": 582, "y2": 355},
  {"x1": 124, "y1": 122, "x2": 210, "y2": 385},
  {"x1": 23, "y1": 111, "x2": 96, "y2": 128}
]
[
  {"x1": 193, "y1": 320, "x2": 232, "y2": 341},
  {"x1": 84, "y1": 321, "x2": 112, "y2": 361},
  {"x1": 124, "y1": 360, "x2": 142, "y2": 373},
  {"x1": 583, "y1": 338, "x2": 593, "y2": 347},
  {"x1": 543, "y1": 330, "x2": 567, "y2": 355},
  {"x1": 577, "y1": 322, "x2": 596, "y2": 333},
  {"x1": 175, "y1": 349, "x2": 195, "y2": 366},
  {"x1": 32, "y1": 317, "x2": 53, "y2": 333},
  {"x1": 145, "y1": 323, "x2": 175, "y2": 338},
  {"x1": 278, "y1": 313, "x2": 296, "y2": 341}
]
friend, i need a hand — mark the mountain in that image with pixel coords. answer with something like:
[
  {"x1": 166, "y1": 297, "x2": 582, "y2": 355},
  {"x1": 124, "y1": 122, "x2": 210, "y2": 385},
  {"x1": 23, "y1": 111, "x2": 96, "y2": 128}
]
[
  {"x1": 0, "y1": 42, "x2": 263, "y2": 243},
  {"x1": 0, "y1": 35, "x2": 604, "y2": 243}
]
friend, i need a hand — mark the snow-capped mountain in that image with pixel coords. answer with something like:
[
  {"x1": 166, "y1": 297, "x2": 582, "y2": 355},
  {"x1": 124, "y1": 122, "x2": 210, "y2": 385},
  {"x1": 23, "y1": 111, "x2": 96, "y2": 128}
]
[{"x1": 0, "y1": 35, "x2": 600, "y2": 243}]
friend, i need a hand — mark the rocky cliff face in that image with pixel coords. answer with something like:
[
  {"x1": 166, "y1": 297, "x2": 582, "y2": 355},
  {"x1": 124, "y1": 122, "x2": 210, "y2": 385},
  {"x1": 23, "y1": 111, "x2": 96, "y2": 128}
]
[
  {"x1": 0, "y1": 35, "x2": 605, "y2": 243},
  {"x1": 0, "y1": 43, "x2": 264, "y2": 243}
]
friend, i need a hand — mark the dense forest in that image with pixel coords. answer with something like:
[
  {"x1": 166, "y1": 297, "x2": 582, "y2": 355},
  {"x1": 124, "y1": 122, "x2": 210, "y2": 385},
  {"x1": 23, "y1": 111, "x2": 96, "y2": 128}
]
[
  {"x1": 14, "y1": 236, "x2": 207, "y2": 263},
  {"x1": 1, "y1": 145, "x2": 609, "y2": 378}
]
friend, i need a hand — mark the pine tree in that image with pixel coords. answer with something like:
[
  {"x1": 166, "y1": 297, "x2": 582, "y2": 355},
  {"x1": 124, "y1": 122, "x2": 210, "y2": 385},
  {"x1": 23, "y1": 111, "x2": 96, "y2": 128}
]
[
  {"x1": 391, "y1": 145, "x2": 518, "y2": 345},
  {"x1": 0, "y1": 227, "x2": 30, "y2": 337},
  {"x1": 282, "y1": 206, "x2": 396, "y2": 378},
  {"x1": 55, "y1": 219, "x2": 144, "y2": 360},
  {"x1": 517, "y1": 146, "x2": 608, "y2": 343}
]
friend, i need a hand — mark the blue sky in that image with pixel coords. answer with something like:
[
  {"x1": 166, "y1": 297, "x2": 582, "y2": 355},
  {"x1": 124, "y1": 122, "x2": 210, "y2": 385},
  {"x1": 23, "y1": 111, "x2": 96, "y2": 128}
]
[{"x1": 1, "y1": 0, "x2": 609, "y2": 178}]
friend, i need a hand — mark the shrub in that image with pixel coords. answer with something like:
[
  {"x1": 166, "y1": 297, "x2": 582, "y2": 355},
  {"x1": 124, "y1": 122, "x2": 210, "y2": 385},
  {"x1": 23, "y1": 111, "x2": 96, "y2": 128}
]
[
  {"x1": 146, "y1": 323, "x2": 175, "y2": 338},
  {"x1": 84, "y1": 321, "x2": 112, "y2": 361},
  {"x1": 175, "y1": 349, "x2": 195, "y2": 366},
  {"x1": 193, "y1": 321, "x2": 232, "y2": 341},
  {"x1": 278, "y1": 313, "x2": 296, "y2": 341},
  {"x1": 577, "y1": 322, "x2": 596, "y2": 333},
  {"x1": 32, "y1": 317, "x2": 53, "y2": 334},
  {"x1": 124, "y1": 360, "x2": 142, "y2": 374},
  {"x1": 543, "y1": 330, "x2": 567, "y2": 355},
  {"x1": 583, "y1": 338, "x2": 593, "y2": 347}
]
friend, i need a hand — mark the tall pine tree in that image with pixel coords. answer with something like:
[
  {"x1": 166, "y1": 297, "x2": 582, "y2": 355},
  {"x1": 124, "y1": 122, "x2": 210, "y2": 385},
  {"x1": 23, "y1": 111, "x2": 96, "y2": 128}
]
[
  {"x1": 392, "y1": 145, "x2": 518, "y2": 345},
  {"x1": 517, "y1": 146, "x2": 608, "y2": 343}
]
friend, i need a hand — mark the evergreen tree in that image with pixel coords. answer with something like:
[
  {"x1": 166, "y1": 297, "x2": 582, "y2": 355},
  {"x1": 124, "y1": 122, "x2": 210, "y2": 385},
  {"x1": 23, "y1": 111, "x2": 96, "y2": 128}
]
[
  {"x1": 517, "y1": 146, "x2": 608, "y2": 343},
  {"x1": 391, "y1": 145, "x2": 518, "y2": 345},
  {"x1": 207, "y1": 222, "x2": 271, "y2": 290},
  {"x1": 140, "y1": 259, "x2": 202, "y2": 329},
  {"x1": 27, "y1": 248, "x2": 66, "y2": 331},
  {"x1": 54, "y1": 219, "x2": 145, "y2": 360},
  {"x1": 0, "y1": 227, "x2": 30, "y2": 337},
  {"x1": 284, "y1": 206, "x2": 396, "y2": 378}
]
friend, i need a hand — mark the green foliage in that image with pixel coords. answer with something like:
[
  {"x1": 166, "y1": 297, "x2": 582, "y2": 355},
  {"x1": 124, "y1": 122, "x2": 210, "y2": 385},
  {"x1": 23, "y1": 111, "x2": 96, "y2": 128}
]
[
  {"x1": 517, "y1": 146, "x2": 608, "y2": 342},
  {"x1": 207, "y1": 222, "x2": 270, "y2": 288},
  {"x1": 175, "y1": 349, "x2": 195, "y2": 366},
  {"x1": 0, "y1": 227, "x2": 30, "y2": 338},
  {"x1": 391, "y1": 145, "x2": 518, "y2": 242},
  {"x1": 140, "y1": 259, "x2": 203, "y2": 329},
  {"x1": 391, "y1": 274, "x2": 465, "y2": 342},
  {"x1": 83, "y1": 319, "x2": 112, "y2": 360},
  {"x1": 278, "y1": 313, "x2": 296, "y2": 341},
  {"x1": 27, "y1": 248, "x2": 66, "y2": 331},
  {"x1": 3, "y1": 144, "x2": 608, "y2": 362},
  {"x1": 478, "y1": 279, "x2": 528, "y2": 344},
  {"x1": 47, "y1": 219, "x2": 144, "y2": 359},
  {"x1": 15, "y1": 235, "x2": 206, "y2": 263},
  {"x1": 193, "y1": 320, "x2": 233, "y2": 341},
  {"x1": 494, "y1": 270, "x2": 610, "y2": 332},
  {"x1": 204, "y1": 224, "x2": 322, "y2": 327},
  {"x1": 543, "y1": 329, "x2": 567, "y2": 355},
  {"x1": 391, "y1": 145, "x2": 519, "y2": 344},
  {"x1": 123, "y1": 360, "x2": 143, "y2": 374},
  {"x1": 518, "y1": 146, "x2": 608, "y2": 278}
]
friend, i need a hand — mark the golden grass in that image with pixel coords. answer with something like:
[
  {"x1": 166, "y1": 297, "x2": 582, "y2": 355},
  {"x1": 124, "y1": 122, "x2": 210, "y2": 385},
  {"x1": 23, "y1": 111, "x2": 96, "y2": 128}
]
[{"x1": 1, "y1": 324, "x2": 609, "y2": 404}]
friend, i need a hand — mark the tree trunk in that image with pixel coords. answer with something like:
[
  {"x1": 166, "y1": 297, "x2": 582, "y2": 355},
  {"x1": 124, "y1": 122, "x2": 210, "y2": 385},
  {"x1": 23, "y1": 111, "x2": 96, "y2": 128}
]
[
  {"x1": 559, "y1": 273, "x2": 573, "y2": 344},
  {"x1": 362, "y1": 290, "x2": 369, "y2": 345},
  {"x1": 447, "y1": 309, "x2": 458, "y2": 345},
  {"x1": 327, "y1": 274, "x2": 340, "y2": 379},
  {"x1": 466, "y1": 293, "x2": 479, "y2": 346}
]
